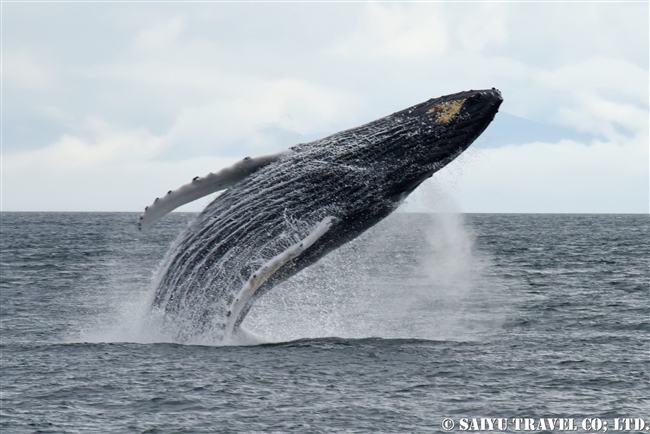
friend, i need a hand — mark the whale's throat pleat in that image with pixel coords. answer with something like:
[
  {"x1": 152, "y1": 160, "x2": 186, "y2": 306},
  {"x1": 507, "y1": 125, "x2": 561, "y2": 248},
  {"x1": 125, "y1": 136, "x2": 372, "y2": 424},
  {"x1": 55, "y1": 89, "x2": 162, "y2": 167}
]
[{"x1": 223, "y1": 216, "x2": 335, "y2": 339}]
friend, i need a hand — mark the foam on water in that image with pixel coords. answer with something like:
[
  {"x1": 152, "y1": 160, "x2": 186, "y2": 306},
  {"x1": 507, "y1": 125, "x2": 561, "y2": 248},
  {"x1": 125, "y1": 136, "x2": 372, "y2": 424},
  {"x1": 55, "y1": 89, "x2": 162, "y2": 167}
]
[{"x1": 241, "y1": 181, "x2": 500, "y2": 343}]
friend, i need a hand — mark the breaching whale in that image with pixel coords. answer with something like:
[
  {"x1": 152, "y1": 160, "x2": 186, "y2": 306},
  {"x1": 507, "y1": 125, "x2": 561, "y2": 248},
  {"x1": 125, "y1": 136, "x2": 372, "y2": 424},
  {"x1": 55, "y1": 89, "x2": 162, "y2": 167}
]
[{"x1": 139, "y1": 89, "x2": 502, "y2": 342}]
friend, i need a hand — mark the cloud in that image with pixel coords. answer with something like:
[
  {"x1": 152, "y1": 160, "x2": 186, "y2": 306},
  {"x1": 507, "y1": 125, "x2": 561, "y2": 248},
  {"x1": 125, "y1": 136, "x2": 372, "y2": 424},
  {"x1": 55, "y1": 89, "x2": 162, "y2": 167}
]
[
  {"x1": 5, "y1": 118, "x2": 164, "y2": 171},
  {"x1": 132, "y1": 16, "x2": 186, "y2": 55},
  {"x1": 2, "y1": 50, "x2": 53, "y2": 92},
  {"x1": 335, "y1": 2, "x2": 448, "y2": 58},
  {"x1": 2, "y1": 73, "x2": 361, "y2": 210},
  {"x1": 2, "y1": 122, "x2": 235, "y2": 212},
  {"x1": 162, "y1": 78, "x2": 361, "y2": 156},
  {"x1": 531, "y1": 57, "x2": 648, "y2": 139},
  {"x1": 2, "y1": 155, "x2": 237, "y2": 213},
  {"x1": 2, "y1": 2, "x2": 647, "y2": 212},
  {"x1": 422, "y1": 135, "x2": 649, "y2": 213},
  {"x1": 456, "y1": 2, "x2": 508, "y2": 52}
]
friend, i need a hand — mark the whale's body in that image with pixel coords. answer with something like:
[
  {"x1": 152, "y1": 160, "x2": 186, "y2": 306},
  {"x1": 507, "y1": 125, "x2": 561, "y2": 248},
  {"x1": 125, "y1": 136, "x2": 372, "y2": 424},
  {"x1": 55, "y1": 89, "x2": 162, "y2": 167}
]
[{"x1": 142, "y1": 89, "x2": 502, "y2": 342}]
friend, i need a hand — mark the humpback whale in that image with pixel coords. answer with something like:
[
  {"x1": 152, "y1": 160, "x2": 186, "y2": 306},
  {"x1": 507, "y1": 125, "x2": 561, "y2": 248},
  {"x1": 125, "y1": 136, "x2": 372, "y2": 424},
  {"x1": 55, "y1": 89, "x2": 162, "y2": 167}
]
[{"x1": 140, "y1": 89, "x2": 502, "y2": 342}]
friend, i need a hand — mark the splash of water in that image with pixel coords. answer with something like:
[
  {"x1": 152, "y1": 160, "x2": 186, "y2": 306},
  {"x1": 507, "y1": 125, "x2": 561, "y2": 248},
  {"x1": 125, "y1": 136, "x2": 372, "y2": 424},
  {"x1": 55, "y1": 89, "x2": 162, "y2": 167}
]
[
  {"x1": 73, "y1": 180, "x2": 500, "y2": 346},
  {"x1": 242, "y1": 180, "x2": 498, "y2": 343}
]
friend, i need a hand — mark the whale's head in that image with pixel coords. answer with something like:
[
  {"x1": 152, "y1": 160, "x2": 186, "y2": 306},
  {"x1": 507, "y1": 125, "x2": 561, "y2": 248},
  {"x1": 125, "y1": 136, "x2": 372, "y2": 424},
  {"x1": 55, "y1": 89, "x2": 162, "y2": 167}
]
[
  {"x1": 376, "y1": 88, "x2": 503, "y2": 199},
  {"x1": 291, "y1": 89, "x2": 502, "y2": 211}
]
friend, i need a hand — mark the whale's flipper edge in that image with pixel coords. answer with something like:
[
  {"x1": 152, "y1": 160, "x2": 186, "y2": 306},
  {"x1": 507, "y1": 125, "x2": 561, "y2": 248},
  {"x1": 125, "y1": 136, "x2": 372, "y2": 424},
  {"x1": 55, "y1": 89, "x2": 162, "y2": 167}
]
[
  {"x1": 224, "y1": 216, "x2": 335, "y2": 339},
  {"x1": 138, "y1": 149, "x2": 294, "y2": 230}
]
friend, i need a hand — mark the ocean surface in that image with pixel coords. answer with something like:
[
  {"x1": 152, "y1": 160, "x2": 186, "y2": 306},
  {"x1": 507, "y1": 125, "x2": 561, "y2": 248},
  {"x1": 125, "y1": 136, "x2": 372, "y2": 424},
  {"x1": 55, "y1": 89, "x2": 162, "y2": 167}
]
[{"x1": 1, "y1": 212, "x2": 648, "y2": 433}]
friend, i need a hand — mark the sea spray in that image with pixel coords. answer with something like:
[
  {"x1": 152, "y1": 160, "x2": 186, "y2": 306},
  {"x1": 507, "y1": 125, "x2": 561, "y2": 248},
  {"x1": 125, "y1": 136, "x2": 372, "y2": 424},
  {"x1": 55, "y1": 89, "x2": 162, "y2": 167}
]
[
  {"x1": 68, "y1": 213, "x2": 201, "y2": 345},
  {"x1": 70, "y1": 191, "x2": 497, "y2": 345},
  {"x1": 243, "y1": 182, "x2": 492, "y2": 343}
]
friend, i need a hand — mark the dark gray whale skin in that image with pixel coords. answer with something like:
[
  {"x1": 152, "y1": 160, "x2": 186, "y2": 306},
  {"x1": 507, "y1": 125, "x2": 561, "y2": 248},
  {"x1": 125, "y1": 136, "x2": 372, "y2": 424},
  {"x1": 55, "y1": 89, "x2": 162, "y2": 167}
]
[{"x1": 152, "y1": 89, "x2": 503, "y2": 341}]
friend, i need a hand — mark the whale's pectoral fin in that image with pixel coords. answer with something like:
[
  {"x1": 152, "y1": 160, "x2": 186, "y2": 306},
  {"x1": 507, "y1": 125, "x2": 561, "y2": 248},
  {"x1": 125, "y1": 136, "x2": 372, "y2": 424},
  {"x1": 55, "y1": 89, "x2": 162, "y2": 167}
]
[
  {"x1": 224, "y1": 216, "x2": 336, "y2": 338},
  {"x1": 138, "y1": 150, "x2": 293, "y2": 230}
]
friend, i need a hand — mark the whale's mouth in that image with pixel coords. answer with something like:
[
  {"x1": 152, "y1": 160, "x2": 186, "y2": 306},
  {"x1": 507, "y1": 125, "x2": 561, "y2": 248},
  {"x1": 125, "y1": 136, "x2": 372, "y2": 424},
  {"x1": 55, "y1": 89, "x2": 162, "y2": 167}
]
[
  {"x1": 460, "y1": 89, "x2": 503, "y2": 120},
  {"x1": 455, "y1": 89, "x2": 503, "y2": 140}
]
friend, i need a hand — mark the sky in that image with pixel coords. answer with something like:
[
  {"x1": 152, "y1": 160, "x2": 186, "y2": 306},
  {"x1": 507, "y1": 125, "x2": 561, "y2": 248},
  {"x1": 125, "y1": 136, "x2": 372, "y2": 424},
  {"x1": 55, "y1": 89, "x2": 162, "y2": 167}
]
[{"x1": 2, "y1": 1, "x2": 648, "y2": 213}]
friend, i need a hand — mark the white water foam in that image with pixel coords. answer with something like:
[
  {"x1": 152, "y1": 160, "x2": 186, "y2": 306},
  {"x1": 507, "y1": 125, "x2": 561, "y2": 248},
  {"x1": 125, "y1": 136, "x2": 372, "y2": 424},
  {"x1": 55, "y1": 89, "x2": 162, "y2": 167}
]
[
  {"x1": 70, "y1": 283, "x2": 171, "y2": 345},
  {"x1": 70, "y1": 262, "x2": 264, "y2": 346},
  {"x1": 242, "y1": 180, "x2": 501, "y2": 343}
]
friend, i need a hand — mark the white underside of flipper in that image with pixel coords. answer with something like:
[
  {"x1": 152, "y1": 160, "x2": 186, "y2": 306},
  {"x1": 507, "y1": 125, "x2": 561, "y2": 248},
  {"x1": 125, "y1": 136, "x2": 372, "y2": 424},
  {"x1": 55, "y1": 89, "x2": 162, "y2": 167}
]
[
  {"x1": 138, "y1": 150, "x2": 293, "y2": 230},
  {"x1": 223, "y1": 216, "x2": 335, "y2": 340}
]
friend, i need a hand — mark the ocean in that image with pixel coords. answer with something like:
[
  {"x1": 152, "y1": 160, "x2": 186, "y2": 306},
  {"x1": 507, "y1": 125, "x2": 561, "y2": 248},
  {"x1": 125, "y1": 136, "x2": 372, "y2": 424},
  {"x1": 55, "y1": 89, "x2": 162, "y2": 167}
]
[{"x1": 1, "y1": 212, "x2": 648, "y2": 433}]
